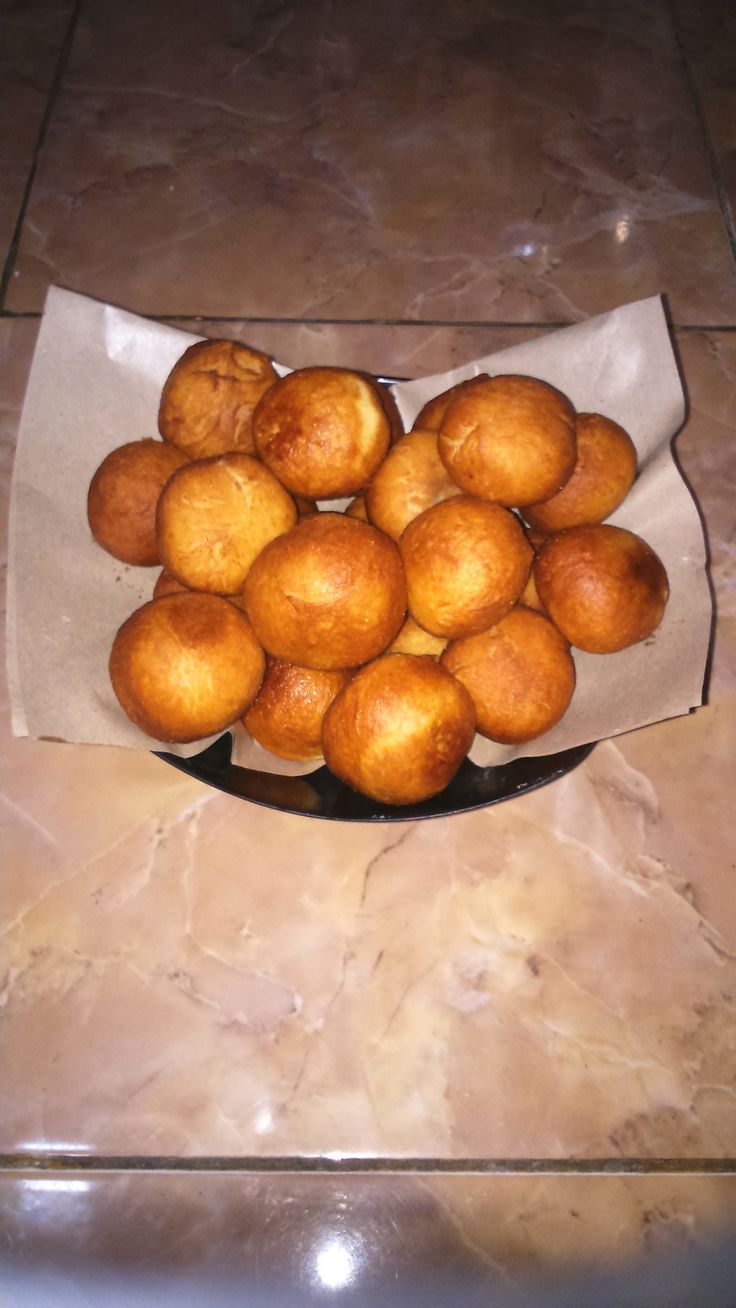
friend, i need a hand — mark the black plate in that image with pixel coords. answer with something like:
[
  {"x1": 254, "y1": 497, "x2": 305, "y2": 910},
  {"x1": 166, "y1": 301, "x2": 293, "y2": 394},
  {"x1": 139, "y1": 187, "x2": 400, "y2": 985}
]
[{"x1": 156, "y1": 735, "x2": 595, "y2": 822}]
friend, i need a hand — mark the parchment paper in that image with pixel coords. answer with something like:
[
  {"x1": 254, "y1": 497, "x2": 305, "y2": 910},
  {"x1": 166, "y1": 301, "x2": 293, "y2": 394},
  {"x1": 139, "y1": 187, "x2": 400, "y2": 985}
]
[{"x1": 6, "y1": 286, "x2": 712, "y2": 774}]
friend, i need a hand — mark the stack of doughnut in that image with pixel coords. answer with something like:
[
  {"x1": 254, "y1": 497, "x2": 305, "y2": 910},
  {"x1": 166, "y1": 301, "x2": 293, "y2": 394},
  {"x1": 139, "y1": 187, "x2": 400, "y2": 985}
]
[{"x1": 88, "y1": 338, "x2": 669, "y2": 806}]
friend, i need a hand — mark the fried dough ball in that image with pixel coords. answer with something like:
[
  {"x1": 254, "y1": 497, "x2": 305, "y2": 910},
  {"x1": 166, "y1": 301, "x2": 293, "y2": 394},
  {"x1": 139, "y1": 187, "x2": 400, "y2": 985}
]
[
  {"x1": 387, "y1": 614, "x2": 448, "y2": 658},
  {"x1": 399, "y1": 495, "x2": 532, "y2": 639},
  {"x1": 321, "y1": 653, "x2": 476, "y2": 805},
  {"x1": 244, "y1": 659, "x2": 352, "y2": 760},
  {"x1": 412, "y1": 375, "x2": 490, "y2": 432},
  {"x1": 365, "y1": 430, "x2": 459, "y2": 540},
  {"x1": 524, "y1": 412, "x2": 637, "y2": 532},
  {"x1": 153, "y1": 569, "x2": 189, "y2": 598},
  {"x1": 158, "y1": 339, "x2": 278, "y2": 458},
  {"x1": 153, "y1": 572, "x2": 252, "y2": 616},
  {"x1": 109, "y1": 593, "x2": 265, "y2": 743},
  {"x1": 156, "y1": 452, "x2": 297, "y2": 594},
  {"x1": 438, "y1": 374, "x2": 577, "y2": 506},
  {"x1": 87, "y1": 439, "x2": 190, "y2": 566},
  {"x1": 533, "y1": 524, "x2": 669, "y2": 653},
  {"x1": 252, "y1": 366, "x2": 390, "y2": 499},
  {"x1": 519, "y1": 568, "x2": 545, "y2": 613},
  {"x1": 518, "y1": 523, "x2": 546, "y2": 612},
  {"x1": 243, "y1": 513, "x2": 407, "y2": 670},
  {"x1": 345, "y1": 495, "x2": 369, "y2": 520},
  {"x1": 442, "y1": 607, "x2": 576, "y2": 743}
]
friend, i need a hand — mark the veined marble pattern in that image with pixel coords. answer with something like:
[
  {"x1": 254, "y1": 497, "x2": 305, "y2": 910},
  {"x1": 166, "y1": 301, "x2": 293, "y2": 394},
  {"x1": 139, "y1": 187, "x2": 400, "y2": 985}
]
[
  {"x1": 2, "y1": 319, "x2": 735, "y2": 1160},
  {"x1": 4, "y1": 0, "x2": 736, "y2": 322}
]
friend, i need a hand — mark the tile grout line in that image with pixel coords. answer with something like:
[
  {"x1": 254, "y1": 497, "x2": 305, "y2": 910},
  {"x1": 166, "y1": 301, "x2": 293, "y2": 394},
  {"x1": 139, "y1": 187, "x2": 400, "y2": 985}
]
[
  {"x1": 0, "y1": 0, "x2": 85, "y2": 310},
  {"x1": 2, "y1": 310, "x2": 736, "y2": 332},
  {"x1": 0, "y1": 1154, "x2": 734, "y2": 1176},
  {"x1": 666, "y1": 0, "x2": 736, "y2": 267}
]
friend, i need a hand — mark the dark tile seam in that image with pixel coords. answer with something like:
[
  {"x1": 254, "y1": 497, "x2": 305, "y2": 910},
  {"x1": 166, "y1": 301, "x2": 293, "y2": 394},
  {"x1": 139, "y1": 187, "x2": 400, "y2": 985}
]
[
  {"x1": 0, "y1": 0, "x2": 85, "y2": 310},
  {"x1": 0, "y1": 1154, "x2": 734, "y2": 1175},
  {"x1": 1, "y1": 311, "x2": 736, "y2": 331},
  {"x1": 666, "y1": 0, "x2": 736, "y2": 266}
]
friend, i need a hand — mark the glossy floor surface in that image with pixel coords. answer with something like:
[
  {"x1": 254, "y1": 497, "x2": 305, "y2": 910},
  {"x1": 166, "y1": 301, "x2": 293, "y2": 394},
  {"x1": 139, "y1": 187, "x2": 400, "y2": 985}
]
[{"x1": 2, "y1": 0, "x2": 736, "y2": 1301}]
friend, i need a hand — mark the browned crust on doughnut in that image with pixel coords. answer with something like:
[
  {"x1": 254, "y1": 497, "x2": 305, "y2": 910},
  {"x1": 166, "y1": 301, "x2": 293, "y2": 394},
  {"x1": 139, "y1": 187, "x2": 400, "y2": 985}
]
[
  {"x1": 158, "y1": 339, "x2": 278, "y2": 458},
  {"x1": 365, "y1": 429, "x2": 459, "y2": 540},
  {"x1": 524, "y1": 412, "x2": 637, "y2": 532},
  {"x1": 321, "y1": 653, "x2": 476, "y2": 805},
  {"x1": 87, "y1": 439, "x2": 190, "y2": 566},
  {"x1": 412, "y1": 375, "x2": 491, "y2": 433},
  {"x1": 345, "y1": 495, "x2": 369, "y2": 520},
  {"x1": 244, "y1": 660, "x2": 352, "y2": 760},
  {"x1": 386, "y1": 614, "x2": 448, "y2": 658},
  {"x1": 243, "y1": 513, "x2": 407, "y2": 670},
  {"x1": 437, "y1": 374, "x2": 577, "y2": 507},
  {"x1": 109, "y1": 593, "x2": 265, "y2": 742},
  {"x1": 442, "y1": 607, "x2": 575, "y2": 743},
  {"x1": 252, "y1": 367, "x2": 390, "y2": 499},
  {"x1": 156, "y1": 452, "x2": 297, "y2": 594},
  {"x1": 533, "y1": 524, "x2": 669, "y2": 653},
  {"x1": 152, "y1": 569, "x2": 190, "y2": 598},
  {"x1": 399, "y1": 494, "x2": 533, "y2": 638}
]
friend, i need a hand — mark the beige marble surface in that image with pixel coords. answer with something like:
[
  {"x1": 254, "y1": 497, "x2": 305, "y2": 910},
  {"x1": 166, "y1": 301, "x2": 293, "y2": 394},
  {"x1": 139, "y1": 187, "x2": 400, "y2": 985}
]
[
  {"x1": 2, "y1": 319, "x2": 735, "y2": 1162},
  {"x1": 5, "y1": 0, "x2": 736, "y2": 323}
]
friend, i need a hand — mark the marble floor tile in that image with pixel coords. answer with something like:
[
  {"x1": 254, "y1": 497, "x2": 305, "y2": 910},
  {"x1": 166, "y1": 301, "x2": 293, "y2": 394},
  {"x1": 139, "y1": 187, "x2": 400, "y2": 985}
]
[
  {"x1": 672, "y1": 0, "x2": 736, "y2": 234},
  {"x1": 0, "y1": 0, "x2": 76, "y2": 277},
  {"x1": 5, "y1": 0, "x2": 736, "y2": 322},
  {"x1": 2, "y1": 316, "x2": 735, "y2": 1161},
  {"x1": 1, "y1": 1169, "x2": 735, "y2": 1306}
]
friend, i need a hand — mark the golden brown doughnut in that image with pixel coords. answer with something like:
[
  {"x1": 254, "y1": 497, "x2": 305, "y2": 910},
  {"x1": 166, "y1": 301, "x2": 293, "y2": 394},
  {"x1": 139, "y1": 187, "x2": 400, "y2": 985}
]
[
  {"x1": 244, "y1": 513, "x2": 406, "y2": 669},
  {"x1": 156, "y1": 452, "x2": 297, "y2": 594},
  {"x1": 345, "y1": 495, "x2": 369, "y2": 520},
  {"x1": 365, "y1": 430, "x2": 459, "y2": 540},
  {"x1": 518, "y1": 522, "x2": 546, "y2": 612},
  {"x1": 153, "y1": 569, "x2": 189, "y2": 598},
  {"x1": 244, "y1": 659, "x2": 352, "y2": 760},
  {"x1": 321, "y1": 653, "x2": 476, "y2": 805},
  {"x1": 442, "y1": 607, "x2": 576, "y2": 743},
  {"x1": 438, "y1": 374, "x2": 577, "y2": 506},
  {"x1": 524, "y1": 412, "x2": 637, "y2": 532},
  {"x1": 518, "y1": 568, "x2": 545, "y2": 613},
  {"x1": 158, "y1": 339, "x2": 278, "y2": 458},
  {"x1": 252, "y1": 366, "x2": 390, "y2": 499},
  {"x1": 412, "y1": 375, "x2": 490, "y2": 432},
  {"x1": 533, "y1": 524, "x2": 669, "y2": 653},
  {"x1": 87, "y1": 439, "x2": 190, "y2": 566},
  {"x1": 399, "y1": 495, "x2": 532, "y2": 638},
  {"x1": 386, "y1": 614, "x2": 448, "y2": 658},
  {"x1": 109, "y1": 593, "x2": 265, "y2": 743}
]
